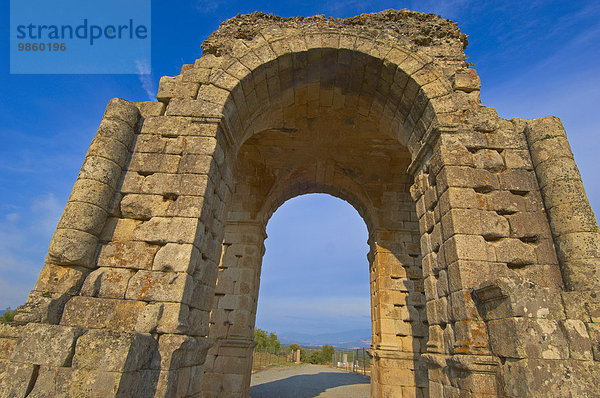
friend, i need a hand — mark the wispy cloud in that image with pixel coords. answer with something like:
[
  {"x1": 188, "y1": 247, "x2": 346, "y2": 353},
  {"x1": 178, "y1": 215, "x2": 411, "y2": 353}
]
[
  {"x1": 256, "y1": 296, "x2": 371, "y2": 334},
  {"x1": 194, "y1": 0, "x2": 226, "y2": 14},
  {"x1": 0, "y1": 192, "x2": 66, "y2": 308},
  {"x1": 135, "y1": 60, "x2": 156, "y2": 101},
  {"x1": 31, "y1": 192, "x2": 63, "y2": 235}
]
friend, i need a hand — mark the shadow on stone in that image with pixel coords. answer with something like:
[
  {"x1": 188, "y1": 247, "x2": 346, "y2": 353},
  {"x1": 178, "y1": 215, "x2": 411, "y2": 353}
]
[{"x1": 250, "y1": 371, "x2": 369, "y2": 398}]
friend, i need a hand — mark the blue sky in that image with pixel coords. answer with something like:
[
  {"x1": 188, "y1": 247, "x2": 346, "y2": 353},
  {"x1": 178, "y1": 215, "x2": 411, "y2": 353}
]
[{"x1": 1, "y1": 1, "x2": 598, "y2": 337}]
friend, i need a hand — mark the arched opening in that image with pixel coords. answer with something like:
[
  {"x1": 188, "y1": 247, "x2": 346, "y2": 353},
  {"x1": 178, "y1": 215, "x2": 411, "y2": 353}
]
[
  {"x1": 254, "y1": 194, "x2": 370, "y2": 340},
  {"x1": 201, "y1": 45, "x2": 430, "y2": 397}
]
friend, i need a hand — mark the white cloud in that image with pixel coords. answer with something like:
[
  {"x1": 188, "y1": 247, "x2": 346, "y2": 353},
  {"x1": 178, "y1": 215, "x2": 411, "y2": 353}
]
[
  {"x1": 31, "y1": 192, "x2": 64, "y2": 236},
  {"x1": 135, "y1": 59, "x2": 156, "y2": 101},
  {"x1": 0, "y1": 192, "x2": 66, "y2": 308},
  {"x1": 5, "y1": 213, "x2": 20, "y2": 223},
  {"x1": 256, "y1": 295, "x2": 371, "y2": 334},
  {"x1": 194, "y1": 0, "x2": 225, "y2": 14}
]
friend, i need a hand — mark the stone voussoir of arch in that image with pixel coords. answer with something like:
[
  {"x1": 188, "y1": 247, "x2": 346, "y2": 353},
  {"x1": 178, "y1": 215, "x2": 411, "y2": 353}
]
[{"x1": 1, "y1": 9, "x2": 600, "y2": 398}]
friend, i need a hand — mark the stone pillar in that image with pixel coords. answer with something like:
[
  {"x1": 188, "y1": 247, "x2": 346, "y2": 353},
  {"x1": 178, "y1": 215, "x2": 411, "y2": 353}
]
[
  {"x1": 201, "y1": 221, "x2": 265, "y2": 398},
  {"x1": 370, "y1": 228, "x2": 427, "y2": 398},
  {"x1": 414, "y1": 117, "x2": 561, "y2": 396},
  {"x1": 524, "y1": 116, "x2": 600, "y2": 291}
]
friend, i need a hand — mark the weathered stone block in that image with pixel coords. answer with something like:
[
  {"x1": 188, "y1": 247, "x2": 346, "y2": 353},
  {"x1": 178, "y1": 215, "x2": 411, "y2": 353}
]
[
  {"x1": 68, "y1": 368, "x2": 123, "y2": 398},
  {"x1": 14, "y1": 290, "x2": 70, "y2": 324},
  {"x1": 498, "y1": 169, "x2": 537, "y2": 193},
  {"x1": 530, "y1": 135, "x2": 573, "y2": 165},
  {"x1": 26, "y1": 365, "x2": 73, "y2": 397},
  {"x1": 103, "y1": 98, "x2": 140, "y2": 128},
  {"x1": 473, "y1": 149, "x2": 504, "y2": 172},
  {"x1": 525, "y1": 116, "x2": 567, "y2": 144},
  {"x1": 57, "y1": 201, "x2": 107, "y2": 237},
  {"x1": 157, "y1": 76, "x2": 199, "y2": 101},
  {"x1": 451, "y1": 290, "x2": 484, "y2": 324},
  {"x1": 141, "y1": 116, "x2": 219, "y2": 137},
  {"x1": 501, "y1": 357, "x2": 600, "y2": 398},
  {"x1": 100, "y1": 217, "x2": 142, "y2": 241},
  {"x1": 143, "y1": 304, "x2": 202, "y2": 337},
  {"x1": 97, "y1": 240, "x2": 159, "y2": 270},
  {"x1": 555, "y1": 232, "x2": 600, "y2": 262},
  {"x1": 78, "y1": 155, "x2": 123, "y2": 189},
  {"x1": 492, "y1": 238, "x2": 536, "y2": 266},
  {"x1": 69, "y1": 178, "x2": 115, "y2": 212},
  {"x1": 87, "y1": 136, "x2": 130, "y2": 168},
  {"x1": 436, "y1": 166, "x2": 473, "y2": 193},
  {"x1": 121, "y1": 193, "x2": 171, "y2": 220},
  {"x1": 547, "y1": 201, "x2": 599, "y2": 236},
  {"x1": 437, "y1": 187, "x2": 479, "y2": 216},
  {"x1": 488, "y1": 317, "x2": 568, "y2": 359},
  {"x1": 47, "y1": 228, "x2": 98, "y2": 268},
  {"x1": 182, "y1": 67, "x2": 211, "y2": 84},
  {"x1": 96, "y1": 117, "x2": 136, "y2": 147},
  {"x1": 535, "y1": 157, "x2": 581, "y2": 187},
  {"x1": 80, "y1": 267, "x2": 136, "y2": 299},
  {"x1": 189, "y1": 308, "x2": 210, "y2": 336},
  {"x1": 61, "y1": 296, "x2": 146, "y2": 331},
  {"x1": 11, "y1": 323, "x2": 83, "y2": 367},
  {"x1": 132, "y1": 216, "x2": 203, "y2": 244},
  {"x1": 452, "y1": 320, "x2": 490, "y2": 355},
  {"x1": 179, "y1": 154, "x2": 214, "y2": 174},
  {"x1": 447, "y1": 260, "x2": 493, "y2": 292},
  {"x1": 506, "y1": 211, "x2": 550, "y2": 239},
  {"x1": 126, "y1": 270, "x2": 194, "y2": 304},
  {"x1": 73, "y1": 329, "x2": 156, "y2": 372},
  {"x1": 586, "y1": 323, "x2": 600, "y2": 361},
  {"x1": 473, "y1": 277, "x2": 565, "y2": 322},
  {"x1": 166, "y1": 98, "x2": 223, "y2": 118},
  {"x1": 541, "y1": 178, "x2": 588, "y2": 210},
  {"x1": 472, "y1": 168, "x2": 500, "y2": 192},
  {"x1": 129, "y1": 152, "x2": 181, "y2": 174},
  {"x1": 452, "y1": 68, "x2": 480, "y2": 93},
  {"x1": 444, "y1": 235, "x2": 490, "y2": 263},
  {"x1": 0, "y1": 362, "x2": 36, "y2": 397},
  {"x1": 135, "y1": 100, "x2": 166, "y2": 118},
  {"x1": 34, "y1": 263, "x2": 88, "y2": 295},
  {"x1": 504, "y1": 149, "x2": 533, "y2": 170},
  {"x1": 151, "y1": 334, "x2": 212, "y2": 370},
  {"x1": 0, "y1": 338, "x2": 17, "y2": 360},
  {"x1": 560, "y1": 319, "x2": 593, "y2": 360},
  {"x1": 0, "y1": 323, "x2": 22, "y2": 339},
  {"x1": 153, "y1": 243, "x2": 200, "y2": 274}
]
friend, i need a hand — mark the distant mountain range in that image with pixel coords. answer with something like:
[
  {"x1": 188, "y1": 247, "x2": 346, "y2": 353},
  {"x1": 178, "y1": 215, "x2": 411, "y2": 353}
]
[{"x1": 278, "y1": 329, "x2": 371, "y2": 349}]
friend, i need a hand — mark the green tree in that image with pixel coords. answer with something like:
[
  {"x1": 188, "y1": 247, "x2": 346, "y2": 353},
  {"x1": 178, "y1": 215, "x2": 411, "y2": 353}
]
[
  {"x1": 254, "y1": 328, "x2": 268, "y2": 349},
  {"x1": 254, "y1": 328, "x2": 281, "y2": 351},
  {"x1": 267, "y1": 332, "x2": 281, "y2": 351},
  {"x1": 307, "y1": 350, "x2": 322, "y2": 364},
  {"x1": 305, "y1": 345, "x2": 335, "y2": 364},
  {"x1": 0, "y1": 307, "x2": 16, "y2": 323},
  {"x1": 320, "y1": 344, "x2": 335, "y2": 363}
]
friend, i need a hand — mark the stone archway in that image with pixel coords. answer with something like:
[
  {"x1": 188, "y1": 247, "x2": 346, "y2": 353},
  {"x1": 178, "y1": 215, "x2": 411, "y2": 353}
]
[
  {"x1": 199, "y1": 86, "x2": 424, "y2": 396},
  {"x1": 2, "y1": 10, "x2": 600, "y2": 398}
]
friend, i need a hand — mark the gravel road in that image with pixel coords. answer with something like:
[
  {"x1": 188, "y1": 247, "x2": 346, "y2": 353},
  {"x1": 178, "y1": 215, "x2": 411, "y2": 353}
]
[{"x1": 250, "y1": 364, "x2": 370, "y2": 398}]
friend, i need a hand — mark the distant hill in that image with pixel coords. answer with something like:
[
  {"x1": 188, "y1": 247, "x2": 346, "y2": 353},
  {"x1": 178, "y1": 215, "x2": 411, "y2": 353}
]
[{"x1": 279, "y1": 329, "x2": 371, "y2": 349}]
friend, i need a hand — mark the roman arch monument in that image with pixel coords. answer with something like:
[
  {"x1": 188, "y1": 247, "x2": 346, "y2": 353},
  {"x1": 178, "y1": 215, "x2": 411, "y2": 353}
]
[{"x1": 1, "y1": 10, "x2": 600, "y2": 397}]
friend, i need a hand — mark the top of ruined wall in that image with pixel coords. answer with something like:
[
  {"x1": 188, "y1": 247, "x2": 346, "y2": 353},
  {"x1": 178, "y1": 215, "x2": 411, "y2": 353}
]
[{"x1": 201, "y1": 9, "x2": 468, "y2": 61}]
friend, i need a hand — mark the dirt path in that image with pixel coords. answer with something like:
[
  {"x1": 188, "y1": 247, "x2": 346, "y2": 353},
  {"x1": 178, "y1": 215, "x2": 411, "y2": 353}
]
[{"x1": 250, "y1": 364, "x2": 370, "y2": 398}]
